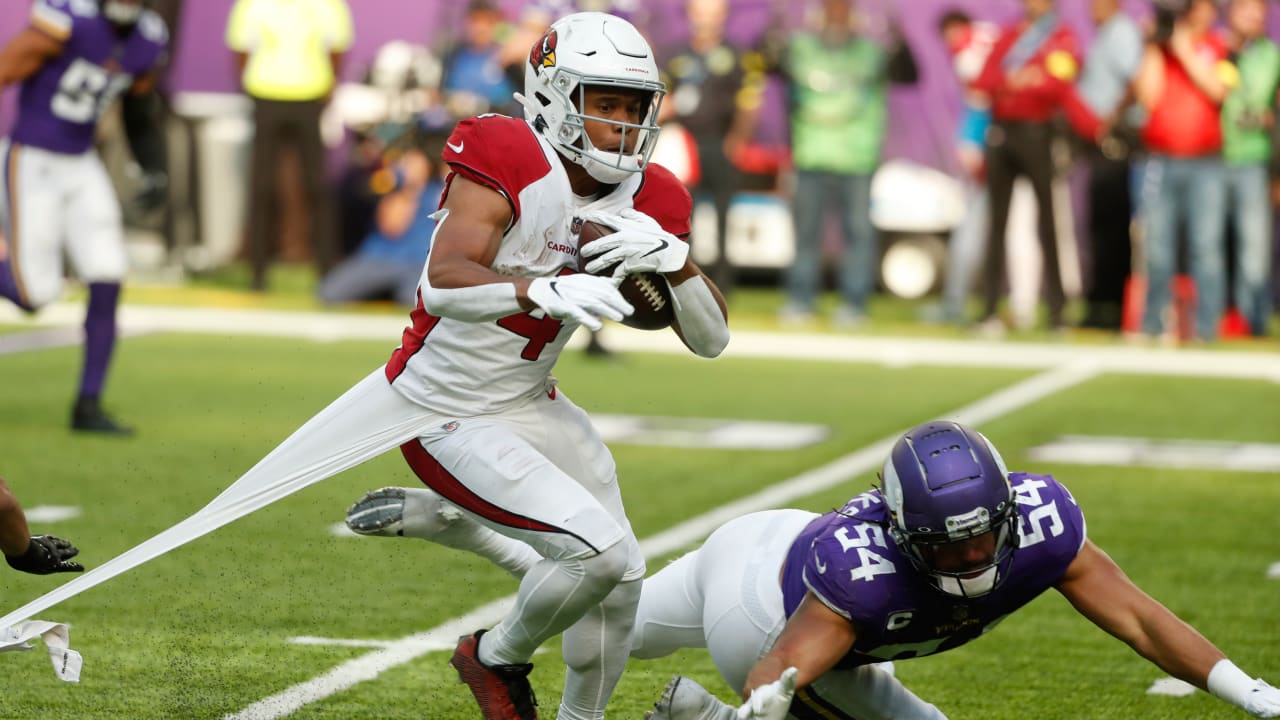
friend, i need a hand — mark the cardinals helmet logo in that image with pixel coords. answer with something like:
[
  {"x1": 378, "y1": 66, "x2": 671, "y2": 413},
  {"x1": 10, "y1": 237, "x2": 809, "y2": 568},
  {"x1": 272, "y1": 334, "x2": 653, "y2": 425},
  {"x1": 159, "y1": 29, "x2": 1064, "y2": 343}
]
[{"x1": 529, "y1": 29, "x2": 558, "y2": 75}]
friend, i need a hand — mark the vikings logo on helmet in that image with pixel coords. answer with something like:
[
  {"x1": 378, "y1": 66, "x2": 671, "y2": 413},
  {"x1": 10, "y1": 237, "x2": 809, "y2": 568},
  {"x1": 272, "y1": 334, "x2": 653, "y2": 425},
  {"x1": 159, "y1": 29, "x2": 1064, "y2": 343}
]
[{"x1": 529, "y1": 29, "x2": 558, "y2": 75}]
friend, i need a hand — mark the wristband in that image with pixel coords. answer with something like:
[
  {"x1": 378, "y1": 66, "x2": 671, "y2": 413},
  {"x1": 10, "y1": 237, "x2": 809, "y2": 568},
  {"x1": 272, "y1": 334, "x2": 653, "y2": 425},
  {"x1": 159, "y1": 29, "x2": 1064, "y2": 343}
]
[{"x1": 1208, "y1": 659, "x2": 1256, "y2": 708}]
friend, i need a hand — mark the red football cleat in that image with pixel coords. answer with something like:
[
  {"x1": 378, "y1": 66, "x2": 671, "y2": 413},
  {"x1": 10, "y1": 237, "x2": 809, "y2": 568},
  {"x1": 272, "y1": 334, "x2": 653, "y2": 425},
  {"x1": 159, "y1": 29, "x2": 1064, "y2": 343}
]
[{"x1": 450, "y1": 630, "x2": 539, "y2": 720}]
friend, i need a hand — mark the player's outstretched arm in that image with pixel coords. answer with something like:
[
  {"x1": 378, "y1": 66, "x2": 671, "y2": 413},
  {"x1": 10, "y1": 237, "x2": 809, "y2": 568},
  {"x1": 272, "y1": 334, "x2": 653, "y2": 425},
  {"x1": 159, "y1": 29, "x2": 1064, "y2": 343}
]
[
  {"x1": 0, "y1": 476, "x2": 33, "y2": 558},
  {"x1": 743, "y1": 591, "x2": 856, "y2": 697},
  {"x1": 647, "y1": 594, "x2": 848, "y2": 720},
  {"x1": 1056, "y1": 540, "x2": 1280, "y2": 717},
  {"x1": 0, "y1": 27, "x2": 64, "y2": 89},
  {"x1": 0, "y1": 477, "x2": 84, "y2": 576}
]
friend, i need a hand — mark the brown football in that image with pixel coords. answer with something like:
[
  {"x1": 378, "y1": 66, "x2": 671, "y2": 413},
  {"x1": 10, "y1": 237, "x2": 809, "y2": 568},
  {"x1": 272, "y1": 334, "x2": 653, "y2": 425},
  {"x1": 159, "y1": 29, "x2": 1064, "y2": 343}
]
[{"x1": 577, "y1": 220, "x2": 674, "y2": 331}]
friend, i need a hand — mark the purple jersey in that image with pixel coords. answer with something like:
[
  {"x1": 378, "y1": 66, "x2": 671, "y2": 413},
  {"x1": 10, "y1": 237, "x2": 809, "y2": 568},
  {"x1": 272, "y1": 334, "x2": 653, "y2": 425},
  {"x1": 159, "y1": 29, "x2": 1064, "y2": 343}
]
[
  {"x1": 781, "y1": 473, "x2": 1086, "y2": 666},
  {"x1": 11, "y1": 0, "x2": 168, "y2": 154}
]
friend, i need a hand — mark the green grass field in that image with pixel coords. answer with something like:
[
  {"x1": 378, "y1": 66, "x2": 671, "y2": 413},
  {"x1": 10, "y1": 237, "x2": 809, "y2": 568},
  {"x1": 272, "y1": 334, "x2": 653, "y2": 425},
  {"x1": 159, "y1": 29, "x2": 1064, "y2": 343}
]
[{"x1": 1, "y1": 318, "x2": 1278, "y2": 719}]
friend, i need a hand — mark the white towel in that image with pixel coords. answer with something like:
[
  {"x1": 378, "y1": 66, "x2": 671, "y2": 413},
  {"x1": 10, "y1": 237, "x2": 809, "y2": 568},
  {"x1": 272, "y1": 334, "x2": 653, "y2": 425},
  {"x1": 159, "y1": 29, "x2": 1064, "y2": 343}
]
[{"x1": 0, "y1": 620, "x2": 82, "y2": 682}]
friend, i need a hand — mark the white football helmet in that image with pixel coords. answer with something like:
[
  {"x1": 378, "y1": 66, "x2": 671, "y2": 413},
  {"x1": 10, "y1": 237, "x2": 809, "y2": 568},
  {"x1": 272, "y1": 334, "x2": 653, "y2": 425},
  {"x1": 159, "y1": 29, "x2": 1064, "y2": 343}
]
[{"x1": 518, "y1": 12, "x2": 666, "y2": 184}]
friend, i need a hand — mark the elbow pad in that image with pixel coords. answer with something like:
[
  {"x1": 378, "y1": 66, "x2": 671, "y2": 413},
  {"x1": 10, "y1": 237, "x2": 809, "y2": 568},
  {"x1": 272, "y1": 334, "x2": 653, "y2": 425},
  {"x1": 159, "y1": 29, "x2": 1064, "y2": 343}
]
[{"x1": 670, "y1": 276, "x2": 729, "y2": 358}]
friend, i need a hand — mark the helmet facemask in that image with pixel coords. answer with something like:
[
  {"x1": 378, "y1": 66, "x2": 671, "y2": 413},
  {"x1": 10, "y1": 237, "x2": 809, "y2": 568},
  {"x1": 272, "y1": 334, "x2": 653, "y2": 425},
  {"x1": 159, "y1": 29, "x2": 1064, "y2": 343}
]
[
  {"x1": 556, "y1": 74, "x2": 664, "y2": 183},
  {"x1": 519, "y1": 12, "x2": 666, "y2": 184},
  {"x1": 891, "y1": 502, "x2": 1019, "y2": 599}
]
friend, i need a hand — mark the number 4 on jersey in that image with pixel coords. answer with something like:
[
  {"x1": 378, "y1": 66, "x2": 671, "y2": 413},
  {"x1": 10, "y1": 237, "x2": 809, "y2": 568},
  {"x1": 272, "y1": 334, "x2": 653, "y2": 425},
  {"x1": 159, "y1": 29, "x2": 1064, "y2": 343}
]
[{"x1": 496, "y1": 312, "x2": 562, "y2": 361}]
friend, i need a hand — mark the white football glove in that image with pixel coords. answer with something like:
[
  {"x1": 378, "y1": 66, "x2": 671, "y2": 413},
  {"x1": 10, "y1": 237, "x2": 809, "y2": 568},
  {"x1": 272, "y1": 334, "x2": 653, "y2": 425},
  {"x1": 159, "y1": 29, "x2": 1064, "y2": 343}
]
[
  {"x1": 581, "y1": 208, "x2": 689, "y2": 278},
  {"x1": 527, "y1": 275, "x2": 633, "y2": 332},
  {"x1": 1243, "y1": 679, "x2": 1280, "y2": 718},
  {"x1": 737, "y1": 667, "x2": 798, "y2": 720}
]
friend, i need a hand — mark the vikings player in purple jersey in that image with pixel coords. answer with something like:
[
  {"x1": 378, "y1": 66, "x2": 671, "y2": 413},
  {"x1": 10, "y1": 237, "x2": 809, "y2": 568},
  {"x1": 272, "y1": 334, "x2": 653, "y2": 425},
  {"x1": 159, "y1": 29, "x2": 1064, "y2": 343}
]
[
  {"x1": 0, "y1": 0, "x2": 168, "y2": 434},
  {"x1": 344, "y1": 421, "x2": 1280, "y2": 720}
]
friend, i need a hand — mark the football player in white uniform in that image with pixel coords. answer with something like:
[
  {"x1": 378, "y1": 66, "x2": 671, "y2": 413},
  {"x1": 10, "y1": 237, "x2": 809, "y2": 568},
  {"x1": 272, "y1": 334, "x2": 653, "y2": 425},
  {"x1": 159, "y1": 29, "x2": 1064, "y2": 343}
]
[
  {"x1": 402, "y1": 13, "x2": 732, "y2": 718},
  {"x1": 108, "y1": 10, "x2": 724, "y2": 720},
  {"x1": 387, "y1": 11, "x2": 726, "y2": 720}
]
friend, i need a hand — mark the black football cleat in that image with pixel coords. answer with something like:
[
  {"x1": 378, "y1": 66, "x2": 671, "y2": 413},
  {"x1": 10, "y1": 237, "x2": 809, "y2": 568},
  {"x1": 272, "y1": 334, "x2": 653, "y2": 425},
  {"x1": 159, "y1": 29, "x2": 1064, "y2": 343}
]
[{"x1": 71, "y1": 397, "x2": 135, "y2": 436}]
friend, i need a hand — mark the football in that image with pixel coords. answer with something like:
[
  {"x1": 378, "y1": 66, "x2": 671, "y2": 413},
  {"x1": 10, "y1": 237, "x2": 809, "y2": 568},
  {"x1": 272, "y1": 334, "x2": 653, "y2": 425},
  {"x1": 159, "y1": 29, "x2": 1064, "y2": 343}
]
[{"x1": 577, "y1": 220, "x2": 675, "y2": 331}]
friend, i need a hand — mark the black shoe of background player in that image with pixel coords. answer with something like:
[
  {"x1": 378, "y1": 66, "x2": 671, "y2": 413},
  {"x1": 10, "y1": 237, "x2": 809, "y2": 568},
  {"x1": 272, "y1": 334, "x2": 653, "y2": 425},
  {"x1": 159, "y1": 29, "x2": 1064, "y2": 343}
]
[{"x1": 71, "y1": 397, "x2": 135, "y2": 436}]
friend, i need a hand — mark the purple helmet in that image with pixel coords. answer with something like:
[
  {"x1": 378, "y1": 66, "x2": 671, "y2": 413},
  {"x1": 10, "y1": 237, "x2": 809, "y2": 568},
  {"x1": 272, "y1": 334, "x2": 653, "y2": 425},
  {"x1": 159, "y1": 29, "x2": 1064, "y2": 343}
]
[{"x1": 881, "y1": 421, "x2": 1019, "y2": 598}]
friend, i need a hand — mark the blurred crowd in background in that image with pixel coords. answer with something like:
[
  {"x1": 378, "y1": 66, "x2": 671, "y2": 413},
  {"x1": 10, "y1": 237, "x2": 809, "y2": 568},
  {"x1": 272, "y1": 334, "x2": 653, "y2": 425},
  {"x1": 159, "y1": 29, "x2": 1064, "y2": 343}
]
[{"x1": 3, "y1": 0, "x2": 1279, "y2": 345}]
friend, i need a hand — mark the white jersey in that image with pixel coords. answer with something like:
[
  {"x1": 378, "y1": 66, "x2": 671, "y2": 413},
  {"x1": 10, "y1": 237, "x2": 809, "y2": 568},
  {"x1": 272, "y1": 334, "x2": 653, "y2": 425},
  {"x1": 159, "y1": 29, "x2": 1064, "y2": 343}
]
[{"x1": 385, "y1": 115, "x2": 691, "y2": 417}]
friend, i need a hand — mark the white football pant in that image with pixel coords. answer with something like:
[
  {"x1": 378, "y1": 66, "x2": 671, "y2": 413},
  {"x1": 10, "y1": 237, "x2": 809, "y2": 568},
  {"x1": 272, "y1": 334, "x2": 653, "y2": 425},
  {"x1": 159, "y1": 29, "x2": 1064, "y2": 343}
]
[
  {"x1": 0, "y1": 139, "x2": 125, "y2": 308},
  {"x1": 400, "y1": 386, "x2": 645, "y2": 720},
  {"x1": 632, "y1": 509, "x2": 948, "y2": 720}
]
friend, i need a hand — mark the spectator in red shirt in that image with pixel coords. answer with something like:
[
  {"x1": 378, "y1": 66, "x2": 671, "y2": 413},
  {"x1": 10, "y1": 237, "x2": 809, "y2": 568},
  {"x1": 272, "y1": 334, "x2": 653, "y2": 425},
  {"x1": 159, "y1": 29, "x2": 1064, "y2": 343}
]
[
  {"x1": 973, "y1": 0, "x2": 1080, "y2": 334},
  {"x1": 1133, "y1": 0, "x2": 1231, "y2": 342}
]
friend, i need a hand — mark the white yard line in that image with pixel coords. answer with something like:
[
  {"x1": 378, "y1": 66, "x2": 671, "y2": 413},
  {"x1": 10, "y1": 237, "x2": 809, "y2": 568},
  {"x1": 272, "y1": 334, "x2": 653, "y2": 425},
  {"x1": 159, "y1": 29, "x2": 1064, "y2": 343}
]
[
  {"x1": 225, "y1": 362, "x2": 1099, "y2": 720},
  {"x1": 2, "y1": 302, "x2": 1280, "y2": 380}
]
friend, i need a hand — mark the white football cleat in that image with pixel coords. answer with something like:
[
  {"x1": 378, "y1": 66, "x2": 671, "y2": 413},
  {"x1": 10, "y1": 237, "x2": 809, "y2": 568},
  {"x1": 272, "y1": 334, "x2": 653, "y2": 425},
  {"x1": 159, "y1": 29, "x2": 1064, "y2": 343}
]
[
  {"x1": 646, "y1": 675, "x2": 738, "y2": 720},
  {"x1": 345, "y1": 486, "x2": 464, "y2": 540},
  {"x1": 345, "y1": 486, "x2": 542, "y2": 579}
]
